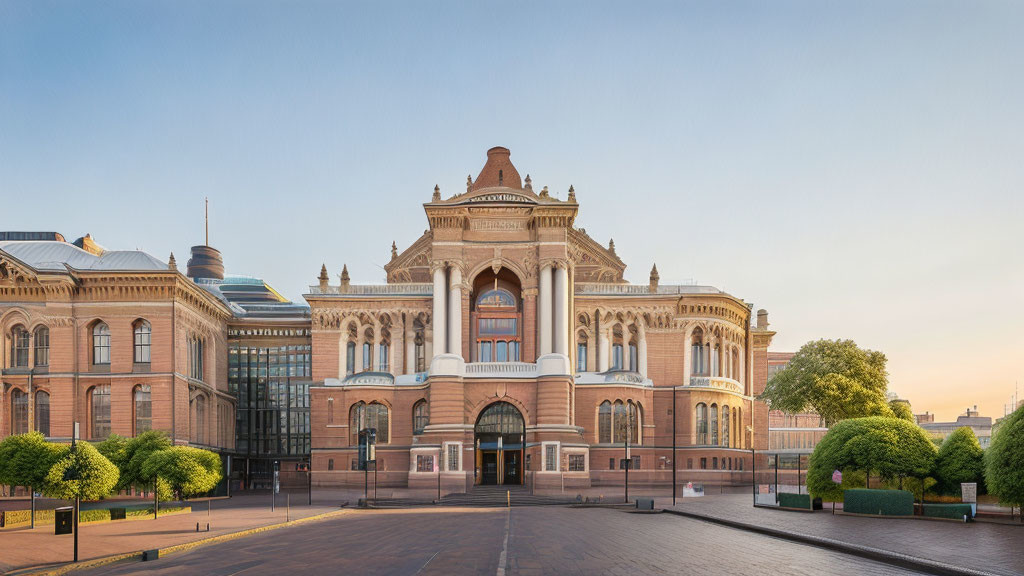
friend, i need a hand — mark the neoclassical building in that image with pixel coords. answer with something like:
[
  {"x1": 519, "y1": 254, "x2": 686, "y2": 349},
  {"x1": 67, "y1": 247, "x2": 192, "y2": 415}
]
[{"x1": 307, "y1": 147, "x2": 776, "y2": 491}]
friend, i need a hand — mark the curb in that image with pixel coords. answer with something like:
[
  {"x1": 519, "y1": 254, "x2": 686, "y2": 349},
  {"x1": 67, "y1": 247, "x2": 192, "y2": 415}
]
[
  {"x1": 8, "y1": 507, "x2": 350, "y2": 576},
  {"x1": 661, "y1": 508, "x2": 1003, "y2": 576}
]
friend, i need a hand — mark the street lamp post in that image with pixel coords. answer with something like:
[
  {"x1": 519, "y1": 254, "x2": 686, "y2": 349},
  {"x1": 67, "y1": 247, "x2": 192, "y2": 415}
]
[{"x1": 672, "y1": 386, "x2": 677, "y2": 506}]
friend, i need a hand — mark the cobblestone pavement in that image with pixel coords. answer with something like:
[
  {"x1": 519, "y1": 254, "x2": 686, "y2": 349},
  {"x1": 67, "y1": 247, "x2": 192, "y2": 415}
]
[
  {"x1": 668, "y1": 494, "x2": 1024, "y2": 576},
  {"x1": 84, "y1": 506, "x2": 923, "y2": 576}
]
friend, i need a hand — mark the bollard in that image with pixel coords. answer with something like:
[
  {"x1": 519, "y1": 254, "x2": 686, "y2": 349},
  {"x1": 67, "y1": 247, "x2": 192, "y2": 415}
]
[
  {"x1": 507, "y1": 490, "x2": 510, "y2": 508},
  {"x1": 287, "y1": 494, "x2": 290, "y2": 522},
  {"x1": 196, "y1": 522, "x2": 199, "y2": 532}
]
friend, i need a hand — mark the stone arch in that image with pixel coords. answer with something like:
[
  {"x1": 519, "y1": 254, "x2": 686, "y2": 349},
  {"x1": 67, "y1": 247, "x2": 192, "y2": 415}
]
[{"x1": 468, "y1": 394, "x2": 530, "y2": 427}]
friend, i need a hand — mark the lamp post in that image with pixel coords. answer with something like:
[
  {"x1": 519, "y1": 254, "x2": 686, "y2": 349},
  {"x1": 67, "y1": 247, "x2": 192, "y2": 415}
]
[
  {"x1": 747, "y1": 425, "x2": 754, "y2": 506},
  {"x1": 672, "y1": 385, "x2": 677, "y2": 506},
  {"x1": 69, "y1": 422, "x2": 81, "y2": 563}
]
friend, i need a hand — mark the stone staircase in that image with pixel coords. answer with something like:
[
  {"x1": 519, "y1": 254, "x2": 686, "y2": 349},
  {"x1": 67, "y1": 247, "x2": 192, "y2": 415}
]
[{"x1": 365, "y1": 485, "x2": 580, "y2": 509}]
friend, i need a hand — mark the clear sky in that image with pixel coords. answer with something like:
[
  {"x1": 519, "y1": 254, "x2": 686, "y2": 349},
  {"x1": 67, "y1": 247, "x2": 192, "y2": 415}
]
[{"x1": 2, "y1": 1, "x2": 1022, "y2": 421}]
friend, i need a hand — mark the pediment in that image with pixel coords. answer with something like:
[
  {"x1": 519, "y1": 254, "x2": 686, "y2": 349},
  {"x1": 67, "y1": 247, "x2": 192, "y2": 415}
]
[
  {"x1": 384, "y1": 233, "x2": 432, "y2": 283},
  {"x1": 568, "y1": 228, "x2": 626, "y2": 283},
  {"x1": 0, "y1": 252, "x2": 38, "y2": 285}
]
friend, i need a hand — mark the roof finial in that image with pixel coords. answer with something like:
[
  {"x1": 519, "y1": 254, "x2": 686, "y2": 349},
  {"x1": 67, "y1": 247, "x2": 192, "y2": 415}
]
[
  {"x1": 432, "y1": 185, "x2": 441, "y2": 202},
  {"x1": 467, "y1": 175, "x2": 473, "y2": 193},
  {"x1": 339, "y1": 264, "x2": 350, "y2": 291},
  {"x1": 391, "y1": 241, "x2": 398, "y2": 260},
  {"x1": 568, "y1": 185, "x2": 576, "y2": 202},
  {"x1": 540, "y1": 185, "x2": 550, "y2": 198},
  {"x1": 168, "y1": 252, "x2": 177, "y2": 271},
  {"x1": 319, "y1": 264, "x2": 329, "y2": 288},
  {"x1": 649, "y1": 263, "x2": 659, "y2": 293},
  {"x1": 608, "y1": 238, "x2": 616, "y2": 254},
  {"x1": 524, "y1": 174, "x2": 532, "y2": 190}
]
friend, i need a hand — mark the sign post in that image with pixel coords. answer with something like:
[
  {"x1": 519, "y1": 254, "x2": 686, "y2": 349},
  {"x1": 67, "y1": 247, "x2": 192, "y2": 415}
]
[
  {"x1": 358, "y1": 429, "x2": 376, "y2": 503},
  {"x1": 962, "y1": 482, "x2": 977, "y2": 518},
  {"x1": 272, "y1": 460, "x2": 280, "y2": 511}
]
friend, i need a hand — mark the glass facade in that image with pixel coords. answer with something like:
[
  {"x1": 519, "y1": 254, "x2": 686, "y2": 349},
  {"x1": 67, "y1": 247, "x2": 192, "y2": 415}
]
[{"x1": 229, "y1": 337, "x2": 312, "y2": 458}]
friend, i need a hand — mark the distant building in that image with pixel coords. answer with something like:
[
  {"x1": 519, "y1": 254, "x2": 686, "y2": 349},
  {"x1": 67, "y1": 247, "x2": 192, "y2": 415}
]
[
  {"x1": 766, "y1": 352, "x2": 828, "y2": 454},
  {"x1": 915, "y1": 412, "x2": 935, "y2": 424},
  {"x1": 919, "y1": 406, "x2": 993, "y2": 448}
]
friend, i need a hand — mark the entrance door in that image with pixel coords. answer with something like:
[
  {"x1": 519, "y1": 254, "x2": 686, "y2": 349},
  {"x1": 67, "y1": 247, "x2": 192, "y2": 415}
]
[
  {"x1": 474, "y1": 402, "x2": 526, "y2": 486},
  {"x1": 482, "y1": 451, "x2": 499, "y2": 485}
]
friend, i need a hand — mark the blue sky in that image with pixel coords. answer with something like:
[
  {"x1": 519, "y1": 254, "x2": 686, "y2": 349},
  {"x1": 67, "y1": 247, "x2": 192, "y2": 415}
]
[{"x1": 2, "y1": 1, "x2": 1022, "y2": 420}]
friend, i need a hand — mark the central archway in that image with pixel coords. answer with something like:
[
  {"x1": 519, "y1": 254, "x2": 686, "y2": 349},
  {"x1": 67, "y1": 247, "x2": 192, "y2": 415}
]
[{"x1": 474, "y1": 401, "x2": 525, "y2": 485}]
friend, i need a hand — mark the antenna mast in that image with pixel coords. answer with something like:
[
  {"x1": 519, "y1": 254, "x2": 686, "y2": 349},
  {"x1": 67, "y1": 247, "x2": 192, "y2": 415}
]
[{"x1": 205, "y1": 197, "x2": 209, "y2": 246}]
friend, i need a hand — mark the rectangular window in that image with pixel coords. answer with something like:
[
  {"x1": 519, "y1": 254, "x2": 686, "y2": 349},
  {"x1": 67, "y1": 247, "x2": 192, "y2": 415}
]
[
  {"x1": 346, "y1": 343, "x2": 355, "y2": 375},
  {"x1": 135, "y1": 329, "x2": 151, "y2": 363},
  {"x1": 632, "y1": 455, "x2": 641, "y2": 470},
  {"x1": 379, "y1": 344, "x2": 389, "y2": 372},
  {"x1": 628, "y1": 344, "x2": 637, "y2": 371},
  {"x1": 93, "y1": 333, "x2": 110, "y2": 365},
  {"x1": 568, "y1": 454, "x2": 585, "y2": 472},
  {"x1": 496, "y1": 341, "x2": 508, "y2": 362},
  {"x1": 545, "y1": 444, "x2": 558, "y2": 472},
  {"x1": 609, "y1": 457, "x2": 615, "y2": 470},
  {"x1": 447, "y1": 444, "x2": 459, "y2": 471},
  {"x1": 577, "y1": 343, "x2": 587, "y2": 371},
  {"x1": 612, "y1": 344, "x2": 623, "y2": 370},
  {"x1": 479, "y1": 341, "x2": 492, "y2": 362},
  {"x1": 687, "y1": 458, "x2": 693, "y2": 470},
  {"x1": 416, "y1": 454, "x2": 434, "y2": 473},
  {"x1": 712, "y1": 457, "x2": 718, "y2": 470},
  {"x1": 478, "y1": 318, "x2": 517, "y2": 336},
  {"x1": 362, "y1": 344, "x2": 371, "y2": 371},
  {"x1": 700, "y1": 457, "x2": 707, "y2": 470},
  {"x1": 34, "y1": 330, "x2": 49, "y2": 367},
  {"x1": 510, "y1": 341, "x2": 519, "y2": 362}
]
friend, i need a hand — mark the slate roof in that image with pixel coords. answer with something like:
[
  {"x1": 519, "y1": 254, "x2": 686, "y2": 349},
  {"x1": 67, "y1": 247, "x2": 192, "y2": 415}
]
[{"x1": 0, "y1": 240, "x2": 169, "y2": 272}]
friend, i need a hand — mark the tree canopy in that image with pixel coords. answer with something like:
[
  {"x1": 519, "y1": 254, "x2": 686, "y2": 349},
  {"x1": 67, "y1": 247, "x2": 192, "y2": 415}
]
[
  {"x1": 889, "y1": 399, "x2": 914, "y2": 422},
  {"x1": 808, "y1": 416, "x2": 937, "y2": 502},
  {"x1": 99, "y1": 431, "x2": 174, "y2": 499},
  {"x1": 141, "y1": 446, "x2": 222, "y2": 498},
  {"x1": 0, "y1": 432, "x2": 64, "y2": 491},
  {"x1": 985, "y1": 405, "x2": 1024, "y2": 508},
  {"x1": 760, "y1": 339, "x2": 892, "y2": 426},
  {"x1": 934, "y1": 427, "x2": 985, "y2": 496},
  {"x1": 45, "y1": 442, "x2": 120, "y2": 500}
]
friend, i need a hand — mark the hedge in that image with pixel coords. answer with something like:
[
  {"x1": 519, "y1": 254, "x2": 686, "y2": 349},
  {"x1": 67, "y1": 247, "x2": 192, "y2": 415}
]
[
  {"x1": 843, "y1": 489, "x2": 914, "y2": 516},
  {"x1": 778, "y1": 493, "x2": 812, "y2": 510},
  {"x1": 922, "y1": 503, "x2": 974, "y2": 520},
  {"x1": 1, "y1": 505, "x2": 189, "y2": 528}
]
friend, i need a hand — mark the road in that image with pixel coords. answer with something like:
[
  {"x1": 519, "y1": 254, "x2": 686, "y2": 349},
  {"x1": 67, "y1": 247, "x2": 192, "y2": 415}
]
[{"x1": 84, "y1": 506, "x2": 923, "y2": 576}]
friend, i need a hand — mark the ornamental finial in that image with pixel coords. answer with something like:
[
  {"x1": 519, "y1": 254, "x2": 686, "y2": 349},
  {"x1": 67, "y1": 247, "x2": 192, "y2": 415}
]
[
  {"x1": 524, "y1": 174, "x2": 532, "y2": 190},
  {"x1": 319, "y1": 264, "x2": 329, "y2": 288},
  {"x1": 168, "y1": 252, "x2": 177, "y2": 271},
  {"x1": 391, "y1": 241, "x2": 398, "y2": 260},
  {"x1": 540, "y1": 185, "x2": 549, "y2": 198},
  {"x1": 608, "y1": 238, "x2": 616, "y2": 254},
  {"x1": 568, "y1": 185, "x2": 576, "y2": 202},
  {"x1": 432, "y1": 185, "x2": 441, "y2": 202}
]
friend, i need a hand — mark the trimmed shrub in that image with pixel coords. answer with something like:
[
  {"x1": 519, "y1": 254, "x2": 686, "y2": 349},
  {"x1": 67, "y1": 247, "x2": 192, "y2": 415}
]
[
  {"x1": 778, "y1": 493, "x2": 812, "y2": 510},
  {"x1": 922, "y1": 503, "x2": 973, "y2": 520},
  {"x1": 985, "y1": 404, "x2": 1024, "y2": 509},
  {"x1": 843, "y1": 489, "x2": 914, "y2": 516},
  {"x1": 0, "y1": 506, "x2": 190, "y2": 528},
  {"x1": 935, "y1": 427, "x2": 985, "y2": 496}
]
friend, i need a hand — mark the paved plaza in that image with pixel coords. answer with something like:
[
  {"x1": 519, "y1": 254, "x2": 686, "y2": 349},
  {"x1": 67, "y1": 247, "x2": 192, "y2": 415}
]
[{"x1": 78, "y1": 506, "x2": 925, "y2": 576}]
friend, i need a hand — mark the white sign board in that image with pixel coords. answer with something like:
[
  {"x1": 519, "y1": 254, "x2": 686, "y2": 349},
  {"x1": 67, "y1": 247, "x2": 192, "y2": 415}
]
[
  {"x1": 682, "y1": 482, "x2": 704, "y2": 498},
  {"x1": 961, "y1": 482, "x2": 977, "y2": 504}
]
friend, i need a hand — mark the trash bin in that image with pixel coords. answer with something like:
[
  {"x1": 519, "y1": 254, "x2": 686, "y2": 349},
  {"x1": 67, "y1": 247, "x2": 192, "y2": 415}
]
[
  {"x1": 55, "y1": 507, "x2": 73, "y2": 535},
  {"x1": 110, "y1": 507, "x2": 127, "y2": 521},
  {"x1": 812, "y1": 497, "x2": 823, "y2": 511},
  {"x1": 636, "y1": 498, "x2": 654, "y2": 510},
  {"x1": 0, "y1": 510, "x2": 5, "y2": 528}
]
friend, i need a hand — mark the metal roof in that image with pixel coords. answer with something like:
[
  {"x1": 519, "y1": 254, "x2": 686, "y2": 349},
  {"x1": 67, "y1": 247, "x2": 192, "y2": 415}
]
[{"x1": 0, "y1": 240, "x2": 169, "y2": 272}]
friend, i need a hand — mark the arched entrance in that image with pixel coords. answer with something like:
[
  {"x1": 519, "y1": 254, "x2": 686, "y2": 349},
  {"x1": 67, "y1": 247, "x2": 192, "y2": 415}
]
[{"x1": 474, "y1": 402, "x2": 525, "y2": 485}]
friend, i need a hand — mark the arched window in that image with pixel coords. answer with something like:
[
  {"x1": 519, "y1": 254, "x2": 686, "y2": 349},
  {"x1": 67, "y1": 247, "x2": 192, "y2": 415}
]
[
  {"x1": 612, "y1": 400, "x2": 628, "y2": 442},
  {"x1": 188, "y1": 335, "x2": 204, "y2": 380},
  {"x1": 33, "y1": 327, "x2": 49, "y2": 367},
  {"x1": 690, "y1": 329, "x2": 705, "y2": 375},
  {"x1": 135, "y1": 385, "x2": 152, "y2": 434},
  {"x1": 476, "y1": 288, "x2": 515, "y2": 308},
  {"x1": 696, "y1": 403, "x2": 708, "y2": 445},
  {"x1": 362, "y1": 342, "x2": 371, "y2": 371},
  {"x1": 721, "y1": 405, "x2": 730, "y2": 447},
  {"x1": 133, "y1": 320, "x2": 151, "y2": 363},
  {"x1": 472, "y1": 271, "x2": 522, "y2": 364},
  {"x1": 577, "y1": 332, "x2": 588, "y2": 371},
  {"x1": 194, "y1": 395, "x2": 207, "y2": 445},
  {"x1": 350, "y1": 401, "x2": 389, "y2": 444},
  {"x1": 710, "y1": 403, "x2": 719, "y2": 446},
  {"x1": 90, "y1": 384, "x2": 111, "y2": 440},
  {"x1": 11, "y1": 388, "x2": 28, "y2": 434},
  {"x1": 10, "y1": 325, "x2": 29, "y2": 368},
  {"x1": 598, "y1": 401, "x2": 612, "y2": 443},
  {"x1": 92, "y1": 322, "x2": 111, "y2": 365},
  {"x1": 346, "y1": 341, "x2": 356, "y2": 375},
  {"x1": 413, "y1": 400, "x2": 429, "y2": 434},
  {"x1": 35, "y1": 391, "x2": 50, "y2": 436},
  {"x1": 414, "y1": 329, "x2": 425, "y2": 372},
  {"x1": 628, "y1": 401, "x2": 640, "y2": 444},
  {"x1": 379, "y1": 341, "x2": 390, "y2": 372}
]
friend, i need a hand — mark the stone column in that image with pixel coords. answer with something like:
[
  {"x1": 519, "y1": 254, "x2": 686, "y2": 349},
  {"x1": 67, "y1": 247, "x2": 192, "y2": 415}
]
[
  {"x1": 597, "y1": 328, "x2": 609, "y2": 372},
  {"x1": 432, "y1": 266, "x2": 447, "y2": 356},
  {"x1": 638, "y1": 330, "x2": 647, "y2": 378},
  {"x1": 538, "y1": 264, "x2": 553, "y2": 356},
  {"x1": 448, "y1": 266, "x2": 463, "y2": 360},
  {"x1": 622, "y1": 330, "x2": 632, "y2": 371},
  {"x1": 372, "y1": 323, "x2": 381, "y2": 372},
  {"x1": 354, "y1": 335, "x2": 364, "y2": 373},
  {"x1": 404, "y1": 317, "x2": 415, "y2": 374},
  {"x1": 553, "y1": 265, "x2": 569, "y2": 356}
]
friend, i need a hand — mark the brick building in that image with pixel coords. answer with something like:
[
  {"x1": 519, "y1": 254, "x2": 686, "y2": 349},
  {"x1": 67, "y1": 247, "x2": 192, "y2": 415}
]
[
  {"x1": 0, "y1": 233, "x2": 234, "y2": 451},
  {"x1": 306, "y1": 147, "x2": 777, "y2": 491},
  {"x1": 766, "y1": 352, "x2": 828, "y2": 454}
]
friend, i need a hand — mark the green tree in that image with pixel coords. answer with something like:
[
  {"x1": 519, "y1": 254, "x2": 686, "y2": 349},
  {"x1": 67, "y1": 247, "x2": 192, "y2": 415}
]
[
  {"x1": 45, "y1": 442, "x2": 119, "y2": 500},
  {"x1": 934, "y1": 427, "x2": 985, "y2": 496},
  {"x1": 889, "y1": 399, "x2": 914, "y2": 422},
  {"x1": 985, "y1": 405, "x2": 1024, "y2": 509},
  {"x1": 808, "y1": 416, "x2": 937, "y2": 502},
  {"x1": 141, "y1": 446, "x2": 222, "y2": 499},
  {"x1": 760, "y1": 340, "x2": 893, "y2": 426},
  {"x1": 102, "y1": 431, "x2": 174, "y2": 499},
  {"x1": 0, "y1": 432, "x2": 64, "y2": 495}
]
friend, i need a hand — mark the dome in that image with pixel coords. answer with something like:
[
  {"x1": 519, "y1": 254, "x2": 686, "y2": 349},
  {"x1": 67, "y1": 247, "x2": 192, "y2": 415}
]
[{"x1": 471, "y1": 147, "x2": 522, "y2": 191}]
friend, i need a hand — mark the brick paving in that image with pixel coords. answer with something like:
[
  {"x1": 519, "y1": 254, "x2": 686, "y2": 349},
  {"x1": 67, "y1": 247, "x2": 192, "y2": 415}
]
[
  {"x1": 667, "y1": 494, "x2": 1024, "y2": 576},
  {"x1": 0, "y1": 494, "x2": 341, "y2": 573},
  {"x1": 81, "y1": 506, "x2": 919, "y2": 576}
]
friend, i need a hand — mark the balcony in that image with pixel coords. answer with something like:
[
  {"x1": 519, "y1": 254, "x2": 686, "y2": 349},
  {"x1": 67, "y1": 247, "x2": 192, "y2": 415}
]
[
  {"x1": 464, "y1": 362, "x2": 538, "y2": 379},
  {"x1": 686, "y1": 376, "x2": 744, "y2": 394},
  {"x1": 307, "y1": 283, "x2": 433, "y2": 296},
  {"x1": 574, "y1": 370, "x2": 653, "y2": 387}
]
